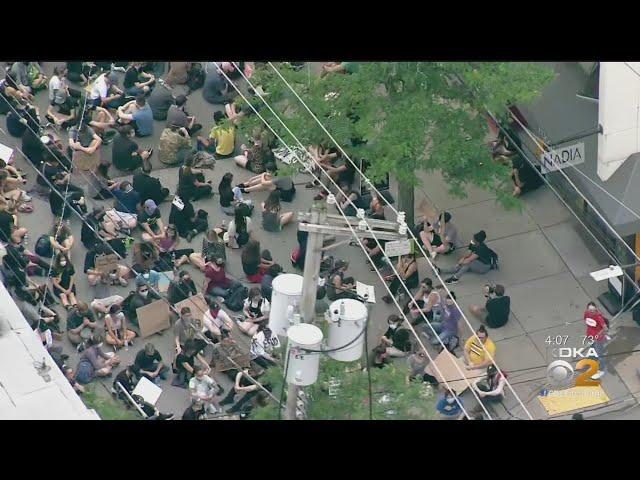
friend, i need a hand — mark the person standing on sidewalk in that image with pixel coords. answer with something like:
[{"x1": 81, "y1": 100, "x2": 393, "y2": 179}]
[{"x1": 583, "y1": 301, "x2": 609, "y2": 380}]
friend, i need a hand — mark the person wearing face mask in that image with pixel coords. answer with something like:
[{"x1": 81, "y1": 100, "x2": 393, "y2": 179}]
[
  {"x1": 584, "y1": 301, "x2": 609, "y2": 380},
  {"x1": 472, "y1": 364, "x2": 508, "y2": 413},
  {"x1": 174, "y1": 307, "x2": 206, "y2": 355},
  {"x1": 127, "y1": 280, "x2": 161, "y2": 327},
  {"x1": 105, "y1": 304, "x2": 137, "y2": 348},
  {"x1": 463, "y1": 326, "x2": 496, "y2": 371},
  {"x1": 439, "y1": 230, "x2": 494, "y2": 285},
  {"x1": 51, "y1": 253, "x2": 77, "y2": 310},
  {"x1": 75, "y1": 335, "x2": 121, "y2": 385},
  {"x1": 380, "y1": 315, "x2": 412, "y2": 357},
  {"x1": 436, "y1": 389, "x2": 464, "y2": 420}
]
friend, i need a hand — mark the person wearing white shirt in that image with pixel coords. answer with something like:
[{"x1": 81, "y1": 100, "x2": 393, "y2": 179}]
[
  {"x1": 202, "y1": 297, "x2": 234, "y2": 342},
  {"x1": 90, "y1": 72, "x2": 125, "y2": 108},
  {"x1": 188, "y1": 366, "x2": 221, "y2": 414},
  {"x1": 250, "y1": 325, "x2": 280, "y2": 369}
]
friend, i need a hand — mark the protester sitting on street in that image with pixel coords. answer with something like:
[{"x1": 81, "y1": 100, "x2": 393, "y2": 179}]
[
  {"x1": 166, "y1": 62, "x2": 191, "y2": 87},
  {"x1": 47, "y1": 223, "x2": 74, "y2": 258},
  {"x1": 75, "y1": 335, "x2": 121, "y2": 385},
  {"x1": 173, "y1": 307, "x2": 205, "y2": 354},
  {"x1": 234, "y1": 130, "x2": 270, "y2": 174},
  {"x1": 203, "y1": 62, "x2": 236, "y2": 104},
  {"x1": 84, "y1": 241, "x2": 130, "y2": 287},
  {"x1": 380, "y1": 315, "x2": 412, "y2": 357},
  {"x1": 365, "y1": 193, "x2": 386, "y2": 220},
  {"x1": 51, "y1": 253, "x2": 77, "y2": 310},
  {"x1": 326, "y1": 260, "x2": 358, "y2": 301},
  {"x1": 419, "y1": 212, "x2": 459, "y2": 260},
  {"x1": 472, "y1": 365, "x2": 508, "y2": 410},
  {"x1": 104, "y1": 304, "x2": 136, "y2": 348},
  {"x1": 132, "y1": 242, "x2": 160, "y2": 273},
  {"x1": 260, "y1": 264, "x2": 282, "y2": 302},
  {"x1": 68, "y1": 120, "x2": 102, "y2": 165},
  {"x1": 242, "y1": 240, "x2": 265, "y2": 283},
  {"x1": 237, "y1": 288, "x2": 271, "y2": 337},
  {"x1": 139, "y1": 199, "x2": 164, "y2": 243},
  {"x1": 182, "y1": 399, "x2": 206, "y2": 420},
  {"x1": 371, "y1": 344, "x2": 389, "y2": 369},
  {"x1": 189, "y1": 366, "x2": 222, "y2": 415},
  {"x1": 133, "y1": 343, "x2": 170, "y2": 383},
  {"x1": 219, "y1": 368, "x2": 260, "y2": 415},
  {"x1": 167, "y1": 270, "x2": 198, "y2": 305},
  {"x1": 49, "y1": 172, "x2": 86, "y2": 219},
  {"x1": 123, "y1": 62, "x2": 155, "y2": 97},
  {"x1": 261, "y1": 191, "x2": 294, "y2": 232},
  {"x1": 406, "y1": 350, "x2": 439, "y2": 386},
  {"x1": 127, "y1": 280, "x2": 162, "y2": 327},
  {"x1": 259, "y1": 249, "x2": 274, "y2": 276},
  {"x1": 197, "y1": 111, "x2": 236, "y2": 158},
  {"x1": 117, "y1": 94, "x2": 154, "y2": 138},
  {"x1": 85, "y1": 105, "x2": 117, "y2": 144},
  {"x1": 172, "y1": 340, "x2": 209, "y2": 388},
  {"x1": 133, "y1": 164, "x2": 170, "y2": 205},
  {"x1": 159, "y1": 124, "x2": 193, "y2": 166},
  {"x1": 463, "y1": 326, "x2": 496, "y2": 371},
  {"x1": 511, "y1": 155, "x2": 543, "y2": 197},
  {"x1": 423, "y1": 292, "x2": 462, "y2": 350},
  {"x1": 219, "y1": 172, "x2": 240, "y2": 216},
  {"x1": 440, "y1": 230, "x2": 494, "y2": 284},
  {"x1": 204, "y1": 257, "x2": 242, "y2": 299},
  {"x1": 148, "y1": 77, "x2": 176, "y2": 121},
  {"x1": 249, "y1": 324, "x2": 280, "y2": 370},
  {"x1": 382, "y1": 254, "x2": 418, "y2": 304},
  {"x1": 168, "y1": 194, "x2": 208, "y2": 242},
  {"x1": 436, "y1": 390, "x2": 464, "y2": 420},
  {"x1": 225, "y1": 204, "x2": 253, "y2": 249},
  {"x1": 242, "y1": 163, "x2": 296, "y2": 202},
  {"x1": 0, "y1": 201, "x2": 27, "y2": 245},
  {"x1": 202, "y1": 296, "x2": 234, "y2": 343},
  {"x1": 133, "y1": 266, "x2": 161, "y2": 292},
  {"x1": 89, "y1": 71, "x2": 125, "y2": 109},
  {"x1": 470, "y1": 284, "x2": 510, "y2": 329},
  {"x1": 66, "y1": 302, "x2": 99, "y2": 347},
  {"x1": 167, "y1": 95, "x2": 202, "y2": 136},
  {"x1": 177, "y1": 155, "x2": 213, "y2": 202},
  {"x1": 11, "y1": 62, "x2": 47, "y2": 93},
  {"x1": 112, "y1": 125, "x2": 153, "y2": 172},
  {"x1": 189, "y1": 230, "x2": 226, "y2": 271},
  {"x1": 153, "y1": 224, "x2": 192, "y2": 270},
  {"x1": 47, "y1": 66, "x2": 79, "y2": 128}
]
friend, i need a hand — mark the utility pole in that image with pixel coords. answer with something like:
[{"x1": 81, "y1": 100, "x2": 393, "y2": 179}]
[{"x1": 284, "y1": 204, "x2": 406, "y2": 420}]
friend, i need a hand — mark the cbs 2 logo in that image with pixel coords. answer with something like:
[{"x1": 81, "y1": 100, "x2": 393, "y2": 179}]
[{"x1": 547, "y1": 359, "x2": 600, "y2": 387}]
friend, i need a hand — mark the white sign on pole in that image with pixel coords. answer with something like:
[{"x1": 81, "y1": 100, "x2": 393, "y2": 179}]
[
  {"x1": 539, "y1": 142, "x2": 585, "y2": 174},
  {"x1": 384, "y1": 239, "x2": 412, "y2": 258}
]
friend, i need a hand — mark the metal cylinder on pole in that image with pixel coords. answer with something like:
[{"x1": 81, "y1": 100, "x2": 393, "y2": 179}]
[
  {"x1": 326, "y1": 299, "x2": 368, "y2": 362},
  {"x1": 269, "y1": 273, "x2": 303, "y2": 337},
  {"x1": 286, "y1": 323, "x2": 323, "y2": 386}
]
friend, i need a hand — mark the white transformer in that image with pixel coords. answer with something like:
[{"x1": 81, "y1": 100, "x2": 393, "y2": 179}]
[
  {"x1": 268, "y1": 273, "x2": 303, "y2": 337},
  {"x1": 286, "y1": 323, "x2": 323, "y2": 386},
  {"x1": 327, "y1": 299, "x2": 368, "y2": 362}
]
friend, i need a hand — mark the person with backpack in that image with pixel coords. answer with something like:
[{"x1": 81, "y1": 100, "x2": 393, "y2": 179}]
[
  {"x1": 439, "y1": 230, "x2": 496, "y2": 284},
  {"x1": 204, "y1": 257, "x2": 242, "y2": 300}
]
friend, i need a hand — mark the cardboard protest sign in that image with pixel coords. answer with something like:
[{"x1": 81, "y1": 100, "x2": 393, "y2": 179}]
[
  {"x1": 94, "y1": 254, "x2": 119, "y2": 274},
  {"x1": 137, "y1": 299, "x2": 171, "y2": 337}
]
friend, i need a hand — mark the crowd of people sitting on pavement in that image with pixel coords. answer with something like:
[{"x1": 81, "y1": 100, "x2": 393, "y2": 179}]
[{"x1": 1, "y1": 60, "x2": 523, "y2": 420}]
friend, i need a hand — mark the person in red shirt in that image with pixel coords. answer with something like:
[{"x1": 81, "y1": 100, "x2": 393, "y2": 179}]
[
  {"x1": 583, "y1": 301, "x2": 609, "y2": 379},
  {"x1": 204, "y1": 257, "x2": 241, "y2": 300}
]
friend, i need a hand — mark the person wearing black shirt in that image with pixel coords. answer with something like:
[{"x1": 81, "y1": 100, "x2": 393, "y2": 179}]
[
  {"x1": 139, "y1": 199, "x2": 164, "y2": 243},
  {"x1": 133, "y1": 166, "x2": 170, "y2": 205},
  {"x1": 441, "y1": 230, "x2": 493, "y2": 284},
  {"x1": 127, "y1": 281, "x2": 161, "y2": 326},
  {"x1": 0, "y1": 204, "x2": 27, "y2": 245},
  {"x1": 172, "y1": 341, "x2": 201, "y2": 388},
  {"x1": 113, "y1": 365, "x2": 174, "y2": 419},
  {"x1": 49, "y1": 173, "x2": 86, "y2": 219},
  {"x1": 380, "y1": 315, "x2": 412, "y2": 357},
  {"x1": 219, "y1": 368, "x2": 260, "y2": 414},
  {"x1": 167, "y1": 271, "x2": 197, "y2": 304},
  {"x1": 470, "y1": 284, "x2": 511, "y2": 328},
  {"x1": 168, "y1": 195, "x2": 208, "y2": 241},
  {"x1": 112, "y1": 125, "x2": 153, "y2": 172},
  {"x1": 177, "y1": 157, "x2": 212, "y2": 202},
  {"x1": 133, "y1": 343, "x2": 169, "y2": 382},
  {"x1": 123, "y1": 63, "x2": 155, "y2": 97},
  {"x1": 182, "y1": 400, "x2": 206, "y2": 420}
]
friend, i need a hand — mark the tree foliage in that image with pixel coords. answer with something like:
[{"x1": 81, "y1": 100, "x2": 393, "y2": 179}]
[
  {"x1": 235, "y1": 62, "x2": 555, "y2": 216},
  {"x1": 249, "y1": 358, "x2": 437, "y2": 421}
]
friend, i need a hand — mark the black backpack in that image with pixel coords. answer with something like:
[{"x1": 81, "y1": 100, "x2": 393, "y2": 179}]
[
  {"x1": 35, "y1": 235, "x2": 53, "y2": 258},
  {"x1": 487, "y1": 247, "x2": 499, "y2": 270},
  {"x1": 225, "y1": 284, "x2": 248, "y2": 312},
  {"x1": 187, "y1": 63, "x2": 205, "y2": 91}
]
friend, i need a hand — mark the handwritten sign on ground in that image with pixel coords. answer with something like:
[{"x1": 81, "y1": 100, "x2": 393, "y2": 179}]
[
  {"x1": 211, "y1": 339, "x2": 251, "y2": 372},
  {"x1": 137, "y1": 299, "x2": 171, "y2": 337},
  {"x1": 425, "y1": 349, "x2": 485, "y2": 394},
  {"x1": 132, "y1": 376, "x2": 163, "y2": 407}
]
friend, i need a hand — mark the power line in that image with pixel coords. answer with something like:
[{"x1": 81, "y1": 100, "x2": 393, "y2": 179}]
[{"x1": 264, "y1": 62, "x2": 533, "y2": 419}]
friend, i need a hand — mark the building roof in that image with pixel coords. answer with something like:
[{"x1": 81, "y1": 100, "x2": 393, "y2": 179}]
[
  {"x1": 517, "y1": 62, "x2": 640, "y2": 237},
  {"x1": 0, "y1": 283, "x2": 99, "y2": 420}
]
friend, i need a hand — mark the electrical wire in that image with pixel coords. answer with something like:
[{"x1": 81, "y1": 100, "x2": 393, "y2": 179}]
[
  {"x1": 261, "y1": 62, "x2": 533, "y2": 418},
  {"x1": 216, "y1": 64, "x2": 488, "y2": 420}
]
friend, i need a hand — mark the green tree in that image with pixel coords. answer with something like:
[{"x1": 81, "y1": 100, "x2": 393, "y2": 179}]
[
  {"x1": 250, "y1": 359, "x2": 437, "y2": 420},
  {"x1": 235, "y1": 62, "x2": 555, "y2": 226}
]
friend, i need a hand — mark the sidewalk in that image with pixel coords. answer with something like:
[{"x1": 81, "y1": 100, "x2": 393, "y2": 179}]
[{"x1": 408, "y1": 169, "x2": 640, "y2": 419}]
